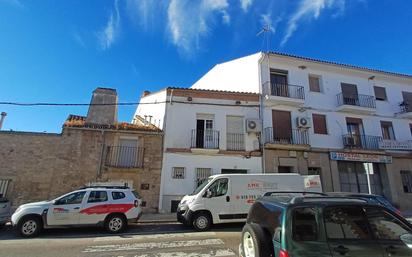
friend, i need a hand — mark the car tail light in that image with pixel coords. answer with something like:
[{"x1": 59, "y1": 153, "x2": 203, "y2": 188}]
[
  {"x1": 279, "y1": 249, "x2": 291, "y2": 257},
  {"x1": 134, "y1": 200, "x2": 139, "y2": 207}
]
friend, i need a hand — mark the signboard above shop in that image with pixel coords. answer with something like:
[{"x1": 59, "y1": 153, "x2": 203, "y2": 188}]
[
  {"x1": 378, "y1": 140, "x2": 412, "y2": 151},
  {"x1": 330, "y1": 152, "x2": 392, "y2": 164}
]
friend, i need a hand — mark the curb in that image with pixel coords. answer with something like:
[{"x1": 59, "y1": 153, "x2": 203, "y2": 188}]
[{"x1": 137, "y1": 219, "x2": 178, "y2": 224}]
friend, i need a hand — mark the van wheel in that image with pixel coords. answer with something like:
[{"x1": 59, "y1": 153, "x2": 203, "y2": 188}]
[
  {"x1": 192, "y1": 212, "x2": 212, "y2": 231},
  {"x1": 18, "y1": 216, "x2": 42, "y2": 238},
  {"x1": 242, "y1": 223, "x2": 273, "y2": 257},
  {"x1": 105, "y1": 214, "x2": 127, "y2": 233}
]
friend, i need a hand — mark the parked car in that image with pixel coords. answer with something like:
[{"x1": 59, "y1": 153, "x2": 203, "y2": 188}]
[
  {"x1": 239, "y1": 193, "x2": 412, "y2": 257},
  {"x1": 11, "y1": 186, "x2": 142, "y2": 237},
  {"x1": 0, "y1": 194, "x2": 11, "y2": 226},
  {"x1": 177, "y1": 174, "x2": 322, "y2": 231}
]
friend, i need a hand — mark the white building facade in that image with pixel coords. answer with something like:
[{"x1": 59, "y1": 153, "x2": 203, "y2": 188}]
[
  {"x1": 191, "y1": 52, "x2": 412, "y2": 212},
  {"x1": 135, "y1": 88, "x2": 262, "y2": 212}
]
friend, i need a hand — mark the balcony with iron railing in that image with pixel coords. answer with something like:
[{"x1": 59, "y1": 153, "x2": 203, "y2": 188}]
[
  {"x1": 262, "y1": 82, "x2": 305, "y2": 106},
  {"x1": 264, "y1": 127, "x2": 309, "y2": 148},
  {"x1": 336, "y1": 93, "x2": 376, "y2": 114},
  {"x1": 105, "y1": 145, "x2": 144, "y2": 168},
  {"x1": 342, "y1": 134, "x2": 382, "y2": 150},
  {"x1": 397, "y1": 101, "x2": 412, "y2": 118},
  {"x1": 191, "y1": 129, "x2": 220, "y2": 150},
  {"x1": 226, "y1": 133, "x2": 245, "y2": 151}
]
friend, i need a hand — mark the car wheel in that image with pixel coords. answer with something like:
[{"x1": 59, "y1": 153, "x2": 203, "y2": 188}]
[
  {"x1": 192, "y1": 212, "x2": 212, "y2": 231},
  {"x1": 18, "y1": 216, "x2": 42, "y2": 238},
  {"x1": 242, "y1": 223, "x2": 273, "y2": 257},
  {"x1": 105, "y1": 214, "x2": 127, "y2": 233}
]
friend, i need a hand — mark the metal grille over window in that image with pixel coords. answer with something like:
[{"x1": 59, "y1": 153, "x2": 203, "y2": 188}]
[
  {"x1": 0, "y1": 179, "x2": 10, "y2": 197},
  {"x1": 172, "y1": 167, "x2": 185, "y2": 179},
  {"x1": 195, "y1": 168, "x2": 212, "y2": 187}
]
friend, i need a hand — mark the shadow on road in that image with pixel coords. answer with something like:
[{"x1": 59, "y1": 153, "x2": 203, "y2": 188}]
[{"x1": 0, "y1": 222, "x2": 243, "y2": 241}]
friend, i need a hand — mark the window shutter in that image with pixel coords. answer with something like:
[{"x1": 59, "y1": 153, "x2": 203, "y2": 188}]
[
  {"x1": 309, "y1": 76, "x2": 321, "y2": 92},
  {"x1": 312, "y1": 114, "x2": 327, "y2": 134},
  {"x1": 374, "y1": 86, "x2": 387, "y2": 101}
]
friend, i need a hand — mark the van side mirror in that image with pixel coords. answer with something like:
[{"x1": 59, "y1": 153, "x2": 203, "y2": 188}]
[
  {"x1": 400, "y1": 233, "x2": 412, "y2": 248},
  {"x1": 204, "y1": 189, "x2": 212, "y2": 198}
]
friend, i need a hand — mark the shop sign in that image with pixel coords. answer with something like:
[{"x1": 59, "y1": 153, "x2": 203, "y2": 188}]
[
  {"x1": 378, "y1": 140, "x2": 412, "y2": 151},
  {"x1": 330, "y1": 152, "x2": 392, "y2": 164}
]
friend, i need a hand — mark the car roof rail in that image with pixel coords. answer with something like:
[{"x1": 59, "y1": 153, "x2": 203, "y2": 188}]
[
  {"x1": 80, "y1": 185, "x2": 130, "y2": 190},
  {"x1": 291, "y1": 196, "x2": 369, "y2": 204},
  {"x1": 263, "y1": 191, "x2": 327, "y2": 197}
]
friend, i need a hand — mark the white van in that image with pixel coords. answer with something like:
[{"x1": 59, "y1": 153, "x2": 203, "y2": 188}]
[{"x1": 177, "y1": 173, "x2": 322, "y2": 231}]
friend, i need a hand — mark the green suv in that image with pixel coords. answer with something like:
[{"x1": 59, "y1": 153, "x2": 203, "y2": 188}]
[{"x1": 239, "y1": 193, "x2": 412, "y2": 257}]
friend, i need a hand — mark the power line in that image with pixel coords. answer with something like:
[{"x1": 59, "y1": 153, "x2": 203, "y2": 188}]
[{"x1": 0, "y1": 100, "x2": 259, "y2": 108}]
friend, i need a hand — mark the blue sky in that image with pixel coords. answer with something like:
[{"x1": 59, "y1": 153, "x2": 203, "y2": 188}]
[{"x1": 0, "y1": 0, "x2": 411, "y2": 133}]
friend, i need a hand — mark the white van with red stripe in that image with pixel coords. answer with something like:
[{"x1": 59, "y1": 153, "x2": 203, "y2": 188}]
[{"x1": 11, "y1": 186, "x2": 142, "y2": 237}]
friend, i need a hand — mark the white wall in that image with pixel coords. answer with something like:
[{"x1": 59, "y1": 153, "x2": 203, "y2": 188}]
[
  {"x1": 260, "y1": 54, "x2": 412, "y2": 149},
  {"x1": 164, "y1": 96, "x2": 260, "y2": 151},
  {"x1": 191, "y1": 53, "x2": 262, "y2": 93},
  {"x1": 134, "y1": 89, "x2": 167, "y2": 129}
]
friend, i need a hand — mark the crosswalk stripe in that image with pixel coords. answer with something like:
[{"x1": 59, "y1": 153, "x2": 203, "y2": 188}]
[
  {"x1": 93, "y1": 232, "x2": 217, "y2": 242},
  {"x1": 83, "y1": 238, "x2": 225, "y2": 253},
  {"x1": 133, "y1": 248, "x2": 236, "y2": 257}
]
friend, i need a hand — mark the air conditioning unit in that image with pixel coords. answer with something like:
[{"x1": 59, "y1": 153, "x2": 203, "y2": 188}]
[
  {"x1": 343, "y1": 135, "x2": 356, "y2": 147},
  {"x1": 246, "y1": 119, "x2": 262, "y2": 133},
  {"x1": 296, "y1": 116, "x2": 311, "y2": 128}
]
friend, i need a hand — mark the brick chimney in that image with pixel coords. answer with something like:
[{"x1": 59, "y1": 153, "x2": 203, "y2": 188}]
[{"x1": 85, "y1": 88, "x2": 118, "y2": 125}]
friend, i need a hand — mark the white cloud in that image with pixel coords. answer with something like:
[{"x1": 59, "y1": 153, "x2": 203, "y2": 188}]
[
  {"x1": 73, "y1": 32, "x2": 86, "y2": 48},
  {"x1": 167, "y1": 0, "x2": 230, "y2": 55},
  {"x1": 0, "y1": 0, "x2": 24, "y2": 8},
  {"x1": 240, "y1": 0, "x2": 253, "y2": 12},
  {"x1": 125, "y1": 0, "x2": 164, "y2": 29},
  {"x1": 98, "y1": 0, "x2": 121, "y2": 50},
  {"x1": 281, "y1": 0, "x2": 345, "y2": 46}
]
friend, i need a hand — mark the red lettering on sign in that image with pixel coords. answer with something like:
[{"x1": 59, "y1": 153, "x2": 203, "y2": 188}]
[{"x1": 80, "y1": 204, "x2": 134, "y2": 215}]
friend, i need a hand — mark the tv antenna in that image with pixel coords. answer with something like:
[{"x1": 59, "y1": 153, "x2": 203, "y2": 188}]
[{"x1": 256, "y1": 24, "x2": 272, "y2": 52}]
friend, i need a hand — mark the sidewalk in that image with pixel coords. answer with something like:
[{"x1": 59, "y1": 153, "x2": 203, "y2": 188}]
[{"x1": 138, "y1": 213, "x2": 177, "y2": 224}]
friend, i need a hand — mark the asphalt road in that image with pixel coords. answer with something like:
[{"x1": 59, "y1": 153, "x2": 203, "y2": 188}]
[{"x1": 0, "y1": 223, "x2": 243, "y2": 257}]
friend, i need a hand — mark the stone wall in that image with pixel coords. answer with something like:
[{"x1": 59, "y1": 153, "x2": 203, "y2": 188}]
[{"x1": 0, "y1": 127, "x2": 163, "y2": 213}]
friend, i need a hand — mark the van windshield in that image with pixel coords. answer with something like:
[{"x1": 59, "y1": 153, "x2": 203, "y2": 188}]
[{"x1": 190, "y1": 179, "x2": 212, "y2": 195}]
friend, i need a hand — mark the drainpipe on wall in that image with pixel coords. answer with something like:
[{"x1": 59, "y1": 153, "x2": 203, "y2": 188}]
[
  {"x1": 258, "y1": 52, "x2": 267, "y2": 173},
  {"x1": 96, "y1": 129, "x2": 106, "y2": 181}
]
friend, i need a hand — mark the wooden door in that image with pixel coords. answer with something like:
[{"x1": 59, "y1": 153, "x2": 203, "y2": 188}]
[
  {"x1": 270, "y1": 73, "x2": 288, "y2": 97},
  {"x1": 272, "y1": 110, "x2": 292, "y2": 143}
]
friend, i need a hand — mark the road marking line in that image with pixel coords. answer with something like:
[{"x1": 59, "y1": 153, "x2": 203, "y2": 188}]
[
  {"x1": 93, "y1": 232, "x2": 217, "y2": 242},
  {"x1": 83, "y1": 238, "x2": 225, "y2": 253},
  {"x1": 133, "y1": 248, "x2": 236, "y2": 257}
]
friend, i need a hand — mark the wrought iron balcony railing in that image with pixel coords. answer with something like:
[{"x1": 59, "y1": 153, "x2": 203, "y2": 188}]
[
  {"x1": 264, "y1": 127, "x2": 309, "y2": 145},
  {"x1": 191, "y1": 129, "x2": 220, "y2": 149},
  {"x1": 342, "y1": 134, "x2": 382, "y2": 150},
  {"x1": 226, "y1": 133, "x2": 245, "y2": 151},
  {"x1": 336, "y1": 93, "x2": 376, "y2": 109}
]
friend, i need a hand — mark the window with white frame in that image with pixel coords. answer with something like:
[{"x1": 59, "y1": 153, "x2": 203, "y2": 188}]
[
  {"x1": 195, "y1": 168, "x2": 212, "y2": 187},
  {"x1": 172, "y1": 167, "x2": 186, "y2": 179}
]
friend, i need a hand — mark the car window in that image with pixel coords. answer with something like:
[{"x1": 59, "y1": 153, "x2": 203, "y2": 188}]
[
  {"x1": 293, "y1": 207, "x2": 318, "y2": 241},
  {"x1": 366, "y1": 207, "x2": 412, "y2": 240},
  {"x1": 207, "y1": 178, "x2": 228, "y2": 197},
  {"x1": 112, "y1": 191, "x2": 126, "y2": 200},
  {"x1": 132, "y1": 190, "x2": 141, "y2": 199},
  {"x1": 87, "y1": 191, "x2": 108, "y2": 203},
  {"x1": 324, "y1": 206, "x2": 371, "y2": 240},
  {"x1": 55, "y1": 191, "x2": 86, "y2": 205}
]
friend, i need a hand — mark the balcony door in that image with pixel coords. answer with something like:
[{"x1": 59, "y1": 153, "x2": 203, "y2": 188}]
[
  {"x1": 346, "y1": 117, "x2": 364, "y2": 148},
  {"x1": 270, "y1": 70, "x2": 288, "y2": 97},
  {"x1": 402, "y1": 91, "x2": 412, "y2": 112},
  {"x1": 272, "y1": 110, "x2": 292, "y2": 143},
  {"x1": 196, "y1": 114, "x2": 214, "y2": 148},
  {"x1": 341, "y1": 83, "x2": 359, "y2": 105}
]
